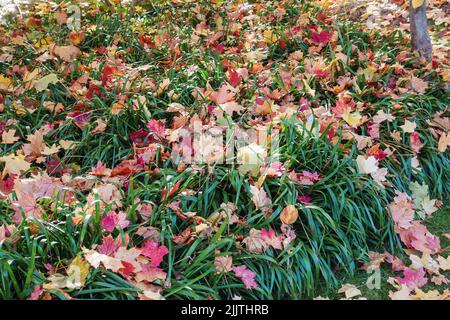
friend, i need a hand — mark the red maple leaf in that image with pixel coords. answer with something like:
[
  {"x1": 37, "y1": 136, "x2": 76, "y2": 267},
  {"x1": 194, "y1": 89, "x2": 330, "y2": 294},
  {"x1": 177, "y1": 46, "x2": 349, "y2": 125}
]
[{"x1": 141, "y1": 241, "x2": 169, "y2": 268}]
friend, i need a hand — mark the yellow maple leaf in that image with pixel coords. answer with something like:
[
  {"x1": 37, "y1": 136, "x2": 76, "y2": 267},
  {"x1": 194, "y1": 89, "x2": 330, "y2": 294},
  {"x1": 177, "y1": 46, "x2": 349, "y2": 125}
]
[
  {"x1": 32, "y1": 73, "x2": 60, "y2": 92},
  {"x1": 44, "y1": 256, "x2": 90, "y2": 290},
  {"x1": 437, "y1": 255, "x2": 450, "y2": 271},
  {"x1": 23, "y1": 68, "x2": 41, "y2": 87},
  {"x1": 0, "y1": 153, "x2": 31, "y2": 177},
  {"x1": 362, "y1": 65, "x2": 377, "y2": 81},
  {"x1": 413, "y1": 288, "x2": 449, "y2": 300},
  {"x1": 0, "y1": 75, "x2": 12, "y2": 91}
]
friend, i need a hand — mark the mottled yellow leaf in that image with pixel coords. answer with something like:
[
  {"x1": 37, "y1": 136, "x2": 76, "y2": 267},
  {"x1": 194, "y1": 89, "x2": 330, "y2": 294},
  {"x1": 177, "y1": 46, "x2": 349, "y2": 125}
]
[
  {"x1": 0, "y1": 75, "x2": 12, "y2": 90},
  {"x1": 338, "y1": 283, "x2": 361, "y2": 299},
  {"x1": 412, "y1": 0, "x2": 424, "y2": 9},
  {"x1": 438, "y1": 132, "x2": 449, "y2": 153}
]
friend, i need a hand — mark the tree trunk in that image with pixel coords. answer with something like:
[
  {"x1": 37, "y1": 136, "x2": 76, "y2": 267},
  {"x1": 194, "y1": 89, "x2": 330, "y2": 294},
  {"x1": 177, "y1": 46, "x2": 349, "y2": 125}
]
[{"x1": 409, "y1": 0, "x2": 432, "y2": 60}]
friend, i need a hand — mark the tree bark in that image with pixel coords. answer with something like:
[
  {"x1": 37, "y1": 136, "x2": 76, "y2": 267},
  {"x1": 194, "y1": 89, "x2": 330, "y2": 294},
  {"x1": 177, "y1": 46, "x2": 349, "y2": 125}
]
[{"x1": 409, "y1": 0, "x2": 432, "y2": 60}]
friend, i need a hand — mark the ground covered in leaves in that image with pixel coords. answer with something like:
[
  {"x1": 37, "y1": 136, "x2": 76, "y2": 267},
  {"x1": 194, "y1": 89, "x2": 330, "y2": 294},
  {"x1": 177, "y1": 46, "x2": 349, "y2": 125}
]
[{"x1": 0, "y1": 0, "x2": 449, "y2": 300}]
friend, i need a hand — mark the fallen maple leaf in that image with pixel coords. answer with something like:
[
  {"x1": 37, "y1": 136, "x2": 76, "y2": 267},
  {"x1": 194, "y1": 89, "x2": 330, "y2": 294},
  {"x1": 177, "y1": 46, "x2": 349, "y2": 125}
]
[
  {"x1": 49, "y1": 44, "x2": 81, "y2": 62},
  {"x1": 0, "y1": 153, "x2": 31, "y2": 177},
  {"x1": 59, "y1": 140, "x2": 77, "y2": 150},
  {"x1": 232, "y1": 265, "x2": 258, "y2": 289},
  {"x1": 1, "y1": 129, "x2": 19, "y2": 144},
  {"x1": 410, "y1": 76, "x2": 428, "y2": 94},
  {"x1": 389, "y1": 285, "x2": 414, "y2": 300},
  {"x1": 437, "y1": 256, "x2": 450, "y2": 271},
  {"x1": 214, "y1": 255, "x2": 232, "y2": 273},
  {"x1": 338, "y1": 283, "x2": 361, "y2": 299},
  {"x1": 356, "y1": 155, "x2": 378, "y2": 174},
  {"x1": 437, "y1": 132, "x2": 449, "y2": 152},
  {"x1": 32, "y1": 73, "x2": 59, "y2": 92},
  {"x1": 413, "y1": 288, "x2": 449, "y2": 300},
  {"x1": 141, "y1": 241, "x2": 169, "y2": 267},
  {"x1": 411, "y1": 0, "x2": 424, "y2": 9},
  {"x1": 242, "y1": 228, "x2": 268, "y2": 253},
  {"x1": 400, "y1": 120, "x2": 417, "y2": 133},
  {"x1": 0, "y1": 75, "x2": 12, "y2": 91},
  {"x1": 389, "y1": 191, "x2": 415, "y2": 229},
  {"x1": 249, "y1": 185, "x2": 272, "y2": 213},
  {"x1": 342, "y1": 110, "x2": 362, "y2": 128},
  {"x1": 280, "y1": 205, "x2": 298, "y2": 225}
]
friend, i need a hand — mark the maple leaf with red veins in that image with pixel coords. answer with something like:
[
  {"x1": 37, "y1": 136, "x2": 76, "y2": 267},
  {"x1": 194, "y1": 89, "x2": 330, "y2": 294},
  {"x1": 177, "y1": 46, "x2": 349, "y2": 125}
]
[
  {"x1": 389, "y1": 191, "x2": 415, "y2": 230},
  {"x1": 12, "y1": 193, "x2": 44, "y2": 224},
  {"x1": 141, "y1": 241, "x2": 169, "y2": 268},
  {"x1": 97, "y1": 235, "x2": 122, "y2": 256},
  {"x1": 232, "y1": 265, "x2": 258, "y2": 289}
]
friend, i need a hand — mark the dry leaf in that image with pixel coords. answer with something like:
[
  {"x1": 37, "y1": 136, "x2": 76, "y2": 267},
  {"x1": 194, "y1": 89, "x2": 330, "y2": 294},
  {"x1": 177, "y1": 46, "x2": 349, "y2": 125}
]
[
  {"x1": 32, "y1": 73, "x2": 59, "y2": 92},
  {"x1": 0, "y1": 153, "x2": 31, "y2": 177},
  {"x1": 338, "y1": 283, "x2": 362, "y2": 299},
  {"x1": 411, "y1": 0, "x2": 424, "y2": 9},
  {"x1": 356, "y1": 155, "x2": 379, "y2": 174},
  {"x1": 400, "y1": 120, "x2": 417, "y2": 133},
  {"x1": 280, "y1": 205, "x2": 298, "y2": 225},
  {"x1": 1, "y1": 129, "x2": 19, "y2": 144}
]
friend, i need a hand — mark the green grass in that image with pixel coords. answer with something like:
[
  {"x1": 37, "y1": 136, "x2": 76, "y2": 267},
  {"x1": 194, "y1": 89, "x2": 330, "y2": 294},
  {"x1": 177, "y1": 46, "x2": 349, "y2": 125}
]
[{"x1": 318, "y1": 208, "x2": 450, "y2": 300}]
